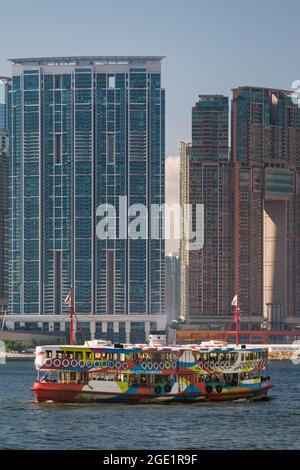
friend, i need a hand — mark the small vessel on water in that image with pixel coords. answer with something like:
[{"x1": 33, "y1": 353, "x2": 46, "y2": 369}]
[
  {"x1": 32, "y1": 337, "x2": 272, "y2": 403},
  {"x1": 31, "y1": 292, "x2": 272, "y2": 403}
]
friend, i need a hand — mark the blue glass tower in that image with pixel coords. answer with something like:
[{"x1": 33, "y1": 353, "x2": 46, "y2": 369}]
[{"x1": 9, "y1": 56, "x2": 166, "y2": 341}]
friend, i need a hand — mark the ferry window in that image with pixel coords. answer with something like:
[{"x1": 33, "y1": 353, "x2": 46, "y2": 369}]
[
  {"x1": 113, "y1": 353, "x2": 118, "y2": 361},
  {"x1": 95, "y1": 352, "x2": 102, "y2": 359},
  {"x1": 75, "y1": 351, "x2": 83, "y2": 360},
  {"x1": 46, "y1": 350, "x2": 52, "y2": 358},
  {"x1": 241, "y1": 354, "x2": 244, "y2": 361},
  {"x1": 70, "y1": 372, "x2": 76, "y2": 382},
  {"x1": 57, "y1": 351, "x2": 63, "y2": 359},
  {"x1": 120, "y1": 353, "x2": 125, "y2": 361},
  {"x1": 65, "y1": 351, "x2": 74, "y2": 359},
  {"x1": 86, "y1": 351, "x2": 92, "y2": 360}
]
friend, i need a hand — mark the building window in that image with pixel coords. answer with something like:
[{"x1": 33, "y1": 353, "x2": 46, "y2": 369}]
[
  {"x1": 54, "y1": 251, "x2": 62, "y2": 315},
  {"x1": 107, "y1": 133, "x2": 115, "y2": 164},
  {"x1": 108, "y1": 75, "x2": 115, "y2": 89},
  {"x1": 55, "y1": 75, "x2": 62, "y2": 89},
  {"x1": 107, "y1": 250, "x2": 115, "y2": 314},
  {"x1": 55, "y1": 134, "x2": 62, "y2": 164}
]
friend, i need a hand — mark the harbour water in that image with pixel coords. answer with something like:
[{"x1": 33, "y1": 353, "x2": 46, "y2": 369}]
[{"x1": 0, "y1": 360, "x2": 299, "y2": 450}]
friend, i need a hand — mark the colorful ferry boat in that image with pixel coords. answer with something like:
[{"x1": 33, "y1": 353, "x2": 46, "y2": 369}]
[{"x1": 32, "y1": 337, "x2": 272, "y2": 403}]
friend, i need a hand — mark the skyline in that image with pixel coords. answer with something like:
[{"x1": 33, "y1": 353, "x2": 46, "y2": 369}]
[
  {"x1": 0, "y1": 0, "x2": 300, "y2": 158},
  {"x1": 2, "y1": 0, "x2": 300, "y2": 253}
]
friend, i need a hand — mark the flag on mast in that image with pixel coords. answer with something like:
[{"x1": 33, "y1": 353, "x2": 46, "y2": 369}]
[
  {"x1": 231, "y1": 295, "x2": 238, "y2": 307},
  {"x1": 64, "y1": 290, "x2": 72, "y2": 305}
]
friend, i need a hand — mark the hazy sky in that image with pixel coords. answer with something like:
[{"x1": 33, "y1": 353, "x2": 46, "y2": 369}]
[{"x1": 1, "y1": 0, "x2": 299, "y2": 252}]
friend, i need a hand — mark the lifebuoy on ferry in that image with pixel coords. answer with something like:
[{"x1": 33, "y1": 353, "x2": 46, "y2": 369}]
[
  {"x1": 53, "y1": 359, "x2": 61, "y2": 368},
  {"x1": 108, "y1": 361, "x2": 114, "y2": 369},
  {"x1": 141, "y1": 362, "x2": 148, "y2": 370},
  {"x1": 94, "y1": 361, "x2": 100, "y2": 369},
  {"x1": 225, "y1": 361, "x2": 230, "y2": 368},
  {"x1": 214, "y1": 362, "x2": 220, "y2": 368},
  {"x1": 164, "y1": 362, "x2": 171, "y2": 370},
  {"x1": 171, "y1": 361, "x2": 177, "y2": 369},
  {"x1": 71, "y1": 359, "x2": 78, "y2": 368},
  {"x1": 115, "y1": 361, "x2": 121, "y2": 369},
  {"x1": 86, "y1": 361, "x2": 93, "y2": 369},
  {"x1": 147, "y1": 362, "x2": 153, "y2": 369},
  {"x1": 79, "y1": 360, "x2": 85, "y2": 368},
  {"x1": 153, "y1": 362, "x2": 159, "y2": 370},
  {"x1": 122, "y1": 362, "x2": 128, "y2": 370},
  {"x1": 220, "y1": 361, "x2": 225, "y2": 369},
  {"x1": 159, "y1": 362, "x2": 164, "y2": 369},
  {"x1": 45, "y1": 359, "x2": 53, "y2": 367},
  {"x1": 205, "y1": 384, "x2": 213, "y2": 394},
  {"x1": 62, "y1": 359, "x2": 70, "y2": 368},
  {"x1": 209, "y1": 361, "x2": 215, "y2": 368},
  {"x1": 204, "y1": 361, "x2": 209, "y2": 369}
]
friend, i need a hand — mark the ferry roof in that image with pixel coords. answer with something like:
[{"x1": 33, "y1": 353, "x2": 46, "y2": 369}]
[{"x1": 37, "y1": 342, "x2": 267, "y2": 354}]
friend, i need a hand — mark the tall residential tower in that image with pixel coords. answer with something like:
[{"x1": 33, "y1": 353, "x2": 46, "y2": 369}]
[
  {"x1": 182, "y1": 95, "x2": 232, "y2": 322},
  {"x1": 8, "y1": 56, "x2": 166, "y2": 341},
  {"x1": 232, "y1": 86, "x2": 300, "y2": 327}
]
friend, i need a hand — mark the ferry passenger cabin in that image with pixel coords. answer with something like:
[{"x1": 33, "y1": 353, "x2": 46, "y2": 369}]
[{"x1": 35, "y1": 341, "x2": 269, "y2": 386}]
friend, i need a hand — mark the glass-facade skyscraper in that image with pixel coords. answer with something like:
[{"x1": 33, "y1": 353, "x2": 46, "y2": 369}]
[
  {"x1": 9, "y1": 56, "x2": 166, "y2": 341},
  {"x1": 0, "y1": 103, "x2": 5, "y2": 129}
]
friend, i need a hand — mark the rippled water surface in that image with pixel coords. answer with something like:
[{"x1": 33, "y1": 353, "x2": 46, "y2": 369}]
[{"x1": 0, "y1": 360, "x2": 299, "y2": 449}]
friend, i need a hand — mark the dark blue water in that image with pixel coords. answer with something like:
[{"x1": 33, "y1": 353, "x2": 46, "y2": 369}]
[{"x1": 0, "y1": 361, "x2": 299, "y2": 449}]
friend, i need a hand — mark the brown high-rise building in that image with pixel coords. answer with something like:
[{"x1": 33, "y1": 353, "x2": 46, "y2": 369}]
[
  {"x1": 181, "y1": 95, "x2": 232, "y2": 322},
  {"x1": 232, "y1": 86, "x2": 300, "y2": 328}
]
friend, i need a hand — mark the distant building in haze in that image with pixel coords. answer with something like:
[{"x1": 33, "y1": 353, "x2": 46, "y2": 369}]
[{"x1": 165, "y1": 254, "x2": 180, "y2": 323}]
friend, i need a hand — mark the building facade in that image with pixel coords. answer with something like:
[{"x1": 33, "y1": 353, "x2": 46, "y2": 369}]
[
  {"x1": 0, "y1": 78, "x2": 10, "y2": 312},
  {"x1": 183, "y1": 95, "x2": 232, "y2": 322},
  {"x1": 0, "y1": 103, "x2": 5, "y2": 129},
  {"x1": 165, "y1": 254, "x2": 180, "y2": 323},
  {"x1": 232, "y1": 86, "x2": 300, "y2": 327},
  {"x1": 8, "y1": 56, "x2": 166, "y2": 342},
  {"x1": 0, "y1": 128, "x2": 9, "y2": 311},
  {"x1": 179, "y1": 141, "x2": 191, "y2": 320}
]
